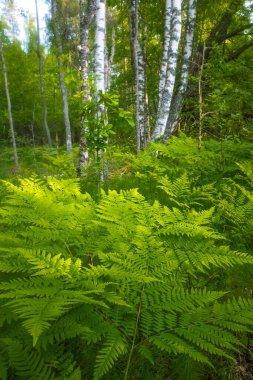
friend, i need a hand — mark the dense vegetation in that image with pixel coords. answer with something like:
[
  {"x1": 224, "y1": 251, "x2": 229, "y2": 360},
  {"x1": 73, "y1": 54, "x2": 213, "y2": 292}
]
[
  {"x1": 0, "y1": 136, "x2": 253, "y2": 379},
  {"x1": 0, "y1": 0, "x2": 253, "y2": 379}
]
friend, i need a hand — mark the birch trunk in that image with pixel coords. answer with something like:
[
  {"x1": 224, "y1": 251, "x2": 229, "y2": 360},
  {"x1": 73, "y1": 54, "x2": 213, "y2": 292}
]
[
  {"x1": 95, "y1": 0, "x2": 106, "y2": 95},
  {"x1": 130, "y1": 0, "x2": 146, "y2": 151},
  {"x1": 51, "y1": 0, "x2": 72, "y2": 153},
  {"x1": 152, "y1": 0, "x2": 182, "y2": 140},
  {"x1": 164, "y1": 0, "x2": 196, "y2": 139},
  {"x1": 158, "y1": 0, "x2": 172, "y2": 104},
  {"x1": 105, "y1": 27, "x2": 115, "y2": 91},
  {"x1": 35, "y1": 0, "x2": 52, "y2": 146},
  {"x1": 198, "y1": 42, "x2": 206, "y2": 150},
  {"x1": 95, "y1": 0, "x2": 107, "y2": 181},
  {"x1": 0, "y1": 40, "x2": 18, "y2": 167},
  {"x1": 78, "y1": 0, "x2": 95, "y2": 173},
  {"x1": 80, "y1": 0, "x2": 95, "y2": 96}
]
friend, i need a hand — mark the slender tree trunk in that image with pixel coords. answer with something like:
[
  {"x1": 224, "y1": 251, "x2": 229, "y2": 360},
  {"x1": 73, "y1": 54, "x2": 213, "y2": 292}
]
[
  {"x1": 158, "y1": 0, "x2": 172, "y2": 105},
  {"x1": 59, "y1": 60, "x2": 72, "y2": 153},
  {"x1": 95, "y1": 0, "x2": 107, "y2": 181},
  {"x1": 51, "y1": 0, "x2": 72, "y2": 153},
  {"x1": 198, "y1": 42, "x2": 206, "y2": 150},
  {"x1": 35, "y1": 0, "x2": 52, "y2": 146},
  {"x1": 31, "y1": 105, "x2": 36, "y2": 150},
  {"x1": 130, "y1": 0, "x2": 146, "y2": 151},
  {"x1": 95, "y1": 0, "x2": 106, "y2": 94},
  {"x1": 105, "y1": 27, "x2": 115, "y2": 91},
  {"x1": 0, "y1": 40, "x2": 18, "y2": 167},
  {"x1": 143, "y1": 25, "x2": 150, "y2": 142},
  {"x1": 78, "y1": 0, "x2": 95, "y2": 173},
  {"x1": 152, "y1": 0, "x2": 182, "y2": 140},
  {"x1": 164, "y1": 0, "x2": 197, "y2": 139}
]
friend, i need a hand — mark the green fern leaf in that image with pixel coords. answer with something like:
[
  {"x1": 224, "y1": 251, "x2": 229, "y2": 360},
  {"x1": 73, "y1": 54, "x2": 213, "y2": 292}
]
[
  {"x1": 93, "y1": 333, "x2": 127, "y2": 380},
  {"x1": 2, "y1": 338, "x2": 55, "y2": 380},
  {"x1": 0, "y1": 349, "x2": 8, "y2": 380}
]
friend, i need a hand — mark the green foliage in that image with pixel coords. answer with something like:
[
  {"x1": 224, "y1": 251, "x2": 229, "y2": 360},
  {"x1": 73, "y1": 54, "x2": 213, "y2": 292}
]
[
  {"x1": 0, "y1": 169, "x2": 253, "y2": 379},
  {"x1": 0, "y1": 146, "x2": 79, "y2": 178},
  {"x1": 80, "y1": 92, "x2": 134, "y2": 155}
]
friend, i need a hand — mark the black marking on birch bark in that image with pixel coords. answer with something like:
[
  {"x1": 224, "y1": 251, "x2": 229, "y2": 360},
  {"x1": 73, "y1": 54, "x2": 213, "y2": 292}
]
[
  {"x1": 152, "y1": 0, "x2": 182, "y2": 141},
  {"x1": 130, "y1": 0, "x2": 146, "y2": 151},
  {"x1": 51, "y1": 0, "x2": 72, "y2": 153},
  {"x1": 165, "y1": 0, "x2": 196, "y2": 139},
  {"x1": 79, "y1": 0, "x2": 96, "y2": 172}
]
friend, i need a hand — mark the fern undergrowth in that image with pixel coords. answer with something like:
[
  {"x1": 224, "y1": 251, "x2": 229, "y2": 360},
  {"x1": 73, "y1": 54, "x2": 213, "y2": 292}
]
[{"x1": 0, "y1": 137, "x2": 253, "y2": 379}]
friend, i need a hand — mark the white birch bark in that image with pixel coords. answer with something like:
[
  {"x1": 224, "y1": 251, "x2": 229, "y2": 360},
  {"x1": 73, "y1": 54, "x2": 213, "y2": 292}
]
[
  {"x1": 158, "y1": 0, "x2": 172, "y2": 104},
  {"x1": 78, "y1": 0, "x2": 95, "y2": 173},
  {"x1": 165, "y1": 0, "x2": 196, "y2": 138},
  {"x1": 152, "y1": 0, "x2": 182, "y2": 140},
  {"x1": 80, "y1": 0, "x2": 95, "y2": 96},
  {"x1": 35, "y1": 0, "x2": 52, "y2": 146},
  {"x1": 95, "y1": 0, "x2": 107, "y2": 181},
  {"x1": 0, "y1": 39, "x2": 18, "y2": 167},
  {"x1": 51, "y1": 0, "x2": 72, "y2": 153},
  {"x1": 105, "y1": 27, "x2": 115, "y2": 91},
  {"x1": 130, "y1": 0, "x2": 146, "y2": 151},
  {"x1": 198, "y1": 42, "x2": 205, "y2": 150},
  {"x1": 95, "y1": 0, "x2": 106, "y2": 95}
]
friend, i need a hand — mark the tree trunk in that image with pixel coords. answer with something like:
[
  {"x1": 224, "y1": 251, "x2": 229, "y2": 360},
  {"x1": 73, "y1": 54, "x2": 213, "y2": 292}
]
[
  {"x1": 152, "y1": 0, "x2": 182, "y2": 141},
  {"x1": 35, "y1": 0, "x2": 52, "y2": 146},
  {"x1": 51, "y1": 0, "x2": 72, "y2": 154},
  {"x1": 95, "y1": 0, "x2": 106, "y2": 94},
  {"x1": 78, "y1": 0, "x2": 96, "y2": 174},
  {"x1": 0, "y1": 39, "x2": 18, "y2": 167},
  {"x1": 80, "y1": 0, "x2": 95, "y2": 96},
  {"x1": 158, "y1": 0, "x2": 172, "y2": 105},
  {"x1": 198, "y1": 42, "x2": 206, "y2": 150},
  {"x1": 105, "y1": 27, "x2": 115, "y2": 91},
  {"x1": 95, "y1": 0, "x2": 107, "y2": 181},
  {"x1": 164, "y1": 0, "x2": 197, "y2": 139},
  {"x1": 130, "y1": 0, "x2": 146, "y2": 151}
]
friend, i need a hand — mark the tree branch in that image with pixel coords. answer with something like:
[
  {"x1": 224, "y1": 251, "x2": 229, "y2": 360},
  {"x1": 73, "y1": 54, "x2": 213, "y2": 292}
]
[
  {"x1": 226, "y1": 41, "x2": 253, "y2": 61},
  {"x1": 224, "y1": 23, "x2": 253, "y2": 40}
]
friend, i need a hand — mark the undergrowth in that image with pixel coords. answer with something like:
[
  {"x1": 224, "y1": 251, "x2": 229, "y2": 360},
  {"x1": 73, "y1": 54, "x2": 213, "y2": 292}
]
[{"x1": 0, "y1": 135, "x2": 253, "y2": 379}]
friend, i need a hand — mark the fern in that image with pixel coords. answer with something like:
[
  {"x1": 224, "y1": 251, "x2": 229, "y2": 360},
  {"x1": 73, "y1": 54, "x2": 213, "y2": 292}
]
[
  {"x1": 1, "y1": 339, "x2": 55, "y2": 380},
  {"x1": 93, "y1": 332, "x2": 127, "y2": 380},
  {"x1": 0, "y1": 176, "x2": 94, "y2": 256},
  {"x1": 1, "y1": 176, "x2": 253, "y2": 378},
  {"x1": 215, "y1": 162, "x2": 253, "y2": 257},
  {"x1": 0, "y1": 348, "x2": 8, "y2": 380}
]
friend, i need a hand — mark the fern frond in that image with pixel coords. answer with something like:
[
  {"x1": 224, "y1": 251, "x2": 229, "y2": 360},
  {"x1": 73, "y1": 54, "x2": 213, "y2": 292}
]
[
  {"x1": 7, "y1": 297, "x2": 77, "y2": 346},
  {"x1": 137, "y1": 344, "x2": 154, "y2": 365},
  {"x1": 237, "y1": 162, "x2": 253, "y2": 187},
  {"x1": 0, "y1": 348, "x2": 8, "y2": 380},
  {"x1": 157, "y1": 173, "x2": 191, "y2": 208},
  {"x1": 17, "y1": 249, "x2": 82, "y2": 278},
  {"x1": 93, "y1": 332, "x2": 127, "y2": 380},
  {"x1": 149, "y1": 333, "x2": 212, "y2": 365},
  {"x1": 2, "y1": 338, "x2": 55, "y2": 380}
]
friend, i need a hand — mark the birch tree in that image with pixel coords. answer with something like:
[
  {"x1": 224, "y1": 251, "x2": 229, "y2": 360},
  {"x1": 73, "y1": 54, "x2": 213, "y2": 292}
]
[
  {"x1": 0, "y1": 37, "x2": 18, "y2": 167},
  {"x1": 78, "y1": 0, "x2": 95, "y2": 172},
  {"x1": 35, "y1": 0, "x2": 52, "y2": 146},
  {"x1": 94, "y1": 0, "x2": 106, "y2": 95},
  {"x1": 51, "y1": 0, "x2": 72, "y2": 153},
  {"x1": 158, "y1": 0, "x2": 172, "y2": 105},
  {"x1": 152, "y1": 0, "x2": 182, "y2": 141},
  {"x1": 130, "y1": 0, "x2": 146, "y2": 151},
  {"x1": 164, "y1": 0, "x2": 197, "y2": 139},
  {"x1": 94, "y1": 0, "x2": 107, "y2": 180},
  {"x1": 105, "y1": 26, "x2": 115, "y2": 91}
]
